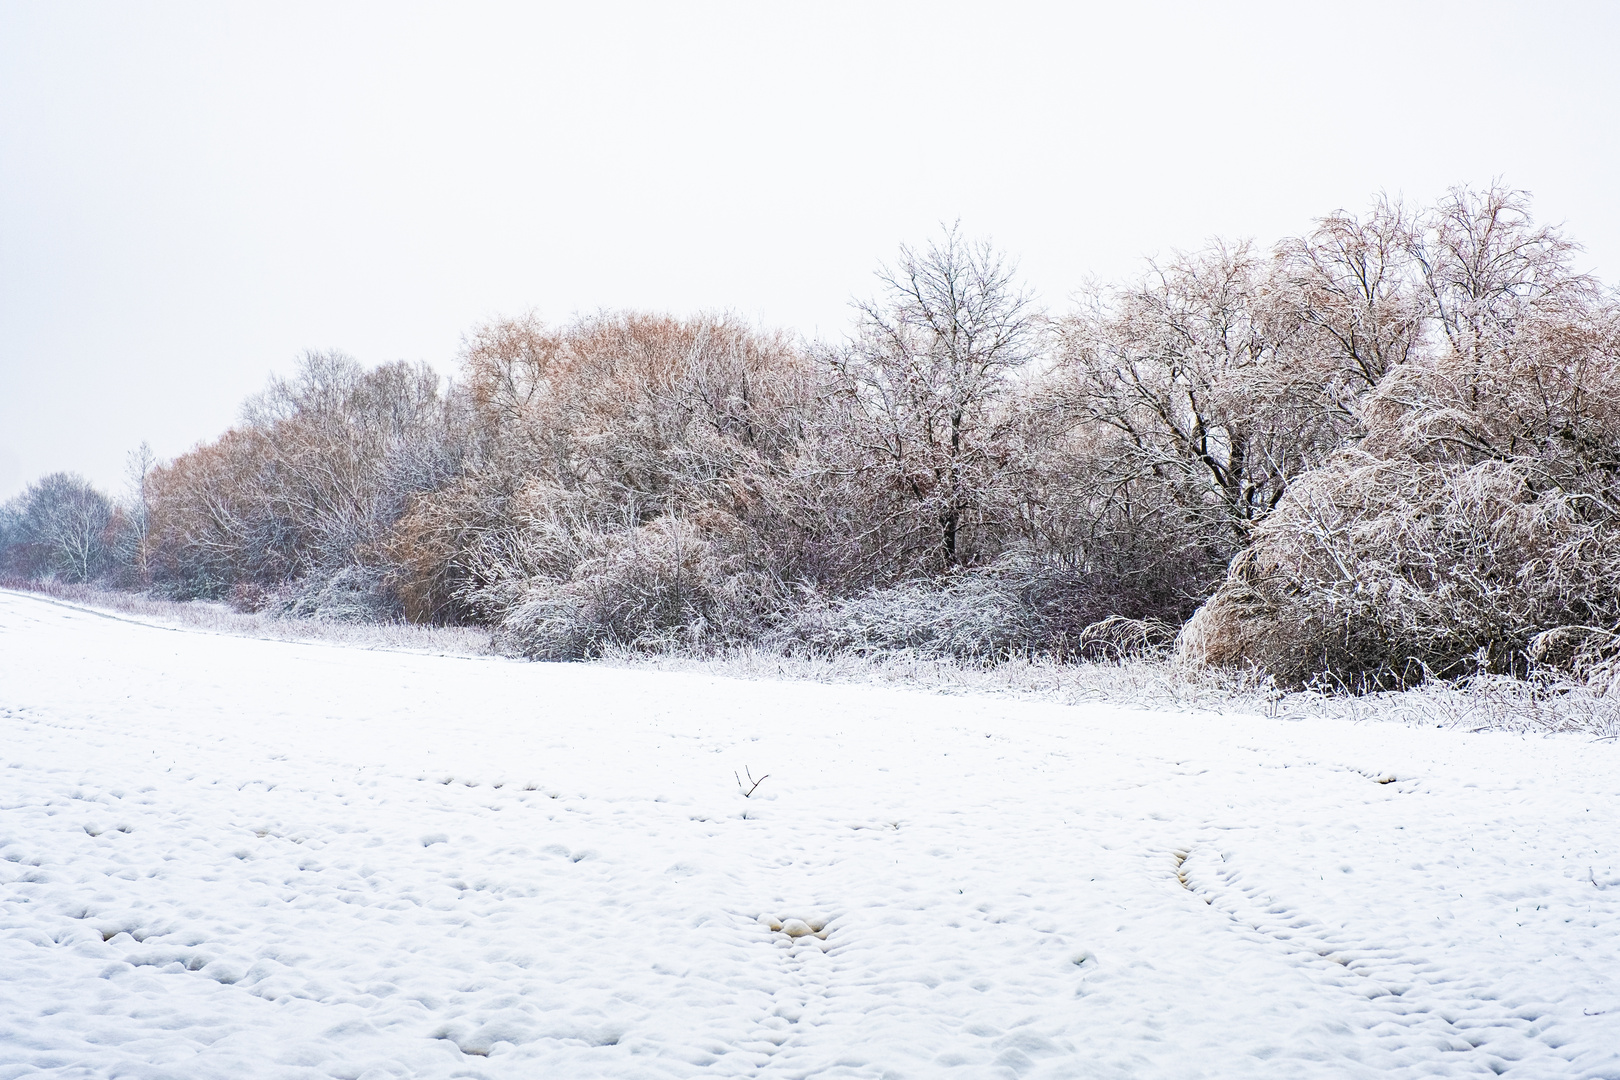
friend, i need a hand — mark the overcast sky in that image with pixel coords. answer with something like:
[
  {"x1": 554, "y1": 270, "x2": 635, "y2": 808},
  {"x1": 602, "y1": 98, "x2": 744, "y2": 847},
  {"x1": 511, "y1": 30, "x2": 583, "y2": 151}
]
[{"x1": 2, "y1": 0, "x2": 1617, "y2": 499}]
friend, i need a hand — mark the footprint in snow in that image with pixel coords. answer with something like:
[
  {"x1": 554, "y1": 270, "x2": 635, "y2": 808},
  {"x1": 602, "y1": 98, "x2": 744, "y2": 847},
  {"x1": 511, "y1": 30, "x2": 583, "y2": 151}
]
[{"x1": 759, "y1": 914, "x2": 831, "y2": 945}]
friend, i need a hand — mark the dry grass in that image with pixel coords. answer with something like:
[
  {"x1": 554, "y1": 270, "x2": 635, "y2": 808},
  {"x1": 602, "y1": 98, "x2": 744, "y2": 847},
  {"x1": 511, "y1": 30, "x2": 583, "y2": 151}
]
[
  {"x1": 10, "y1": 580, "x2": 1614, "y2": 739},
  {"x1": 2, "y1": 580, "x2": 493, "y2": 657},
  {"x1": 601, "y1": 644, "x2": 1620, "y2": 738}
]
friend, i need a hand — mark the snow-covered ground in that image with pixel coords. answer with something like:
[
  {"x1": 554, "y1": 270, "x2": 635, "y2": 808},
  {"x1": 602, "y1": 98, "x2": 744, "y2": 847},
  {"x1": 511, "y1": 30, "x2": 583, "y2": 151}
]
[{"x1": 2, "y1": 589, "x2": 1618, "y2": 1079}]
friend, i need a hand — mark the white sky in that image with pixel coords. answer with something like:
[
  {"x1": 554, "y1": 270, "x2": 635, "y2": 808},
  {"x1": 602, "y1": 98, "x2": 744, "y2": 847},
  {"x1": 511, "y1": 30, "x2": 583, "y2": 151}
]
[{"x1": 3, "y1": 0, "x2": 1617, "y2": 499}]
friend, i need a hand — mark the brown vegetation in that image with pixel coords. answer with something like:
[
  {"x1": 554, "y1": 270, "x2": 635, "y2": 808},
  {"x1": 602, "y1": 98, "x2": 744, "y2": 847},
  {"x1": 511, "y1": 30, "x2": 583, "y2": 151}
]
[{"x1": 6, "y1": 183, "x2": 1617, "y2": 702}]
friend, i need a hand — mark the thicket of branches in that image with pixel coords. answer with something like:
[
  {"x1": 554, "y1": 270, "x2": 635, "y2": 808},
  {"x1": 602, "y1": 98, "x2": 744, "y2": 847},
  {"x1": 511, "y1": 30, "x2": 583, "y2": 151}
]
[
  {"x1": 6, "y1": 185, "x2": 1616, "y2": 693},
  {"x1": 1182, "y1": 189, "x2": 1620, "y2": 689},
  {"x1": 0, "y1": 472, "x2": 118, "y2": 584}
]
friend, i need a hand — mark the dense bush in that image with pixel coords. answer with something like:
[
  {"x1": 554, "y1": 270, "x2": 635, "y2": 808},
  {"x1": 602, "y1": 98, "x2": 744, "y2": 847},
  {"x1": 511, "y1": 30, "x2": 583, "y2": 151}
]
[
  {"x1": 492, "y1": 513, "x2": 782, "y2": 659},
  {"x1": 1182, "y1": 187, "x2": 1620, "y2": 687},
  {"x1": 0, "y1": 473, "x2": 117, "y2": 583},
  {"x1": 11, "y1": 184, "x2": 1614, "y2": 695},
  {"x1": 769, "y1": 556, "x2": 1176, "y2": 662},
  {"x1": 261, "y1": 565, "x2": 404, "y2": 623},
  {"x1": 1180, "y1": 456, "x2": 1620, "y2": 687},
  {"x1": 383, "y1": 312, "x2": 814, "y2": 636},
  {"x1": 143, "y1": 351, "x2": 458, "y2": 603}
]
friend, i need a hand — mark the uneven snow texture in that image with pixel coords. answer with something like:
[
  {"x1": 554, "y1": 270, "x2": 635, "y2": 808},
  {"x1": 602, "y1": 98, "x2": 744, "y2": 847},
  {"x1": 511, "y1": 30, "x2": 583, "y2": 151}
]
[{"x1": 1, "y1": 589, "x2": 1618, "y2": 1079}]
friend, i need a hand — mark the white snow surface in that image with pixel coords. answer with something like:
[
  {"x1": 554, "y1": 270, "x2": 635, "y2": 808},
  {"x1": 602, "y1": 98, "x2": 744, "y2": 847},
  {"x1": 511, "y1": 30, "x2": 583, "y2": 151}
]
[{"x1": 2, "y1": 589, "x2": 1618, "y2": 1080}]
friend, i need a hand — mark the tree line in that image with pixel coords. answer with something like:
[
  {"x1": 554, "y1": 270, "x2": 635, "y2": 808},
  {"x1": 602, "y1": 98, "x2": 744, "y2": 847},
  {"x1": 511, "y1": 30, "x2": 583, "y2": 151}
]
[{"x1": 5, "y1": 184, "x2": 1617, "y2": 690}]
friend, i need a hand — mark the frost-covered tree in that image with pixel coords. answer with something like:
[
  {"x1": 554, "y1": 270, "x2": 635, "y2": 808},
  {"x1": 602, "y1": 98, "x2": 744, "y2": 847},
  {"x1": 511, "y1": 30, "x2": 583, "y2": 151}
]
[
  {"x1": 386, "y1": 312, "x2": 815, "y2": 634},
  {"x1": 0, "y1": 473, "x2": 115, "y2": 583},
  {"x1": 146, "y1": 351, "x2": 459, "y2": 606},
  {"x1": 1183, "y1": 184, "x2": 1620, "y2": 687},
  {"x1": 823, "y1": 225, "x2": 1041, "y2": 571}
]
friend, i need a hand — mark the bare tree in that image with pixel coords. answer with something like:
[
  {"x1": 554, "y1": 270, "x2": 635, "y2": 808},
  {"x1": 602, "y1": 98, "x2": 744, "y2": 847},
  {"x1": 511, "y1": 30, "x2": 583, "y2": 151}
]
[
  {"x1": 1413, "y1": 183, "x2": 1593, "y2": 360},
  {"x1": 112, "y1": 441, "x2": 158, "y2": 585},
  {"x1": 0, "y1": 491, "x2": 24, "y2": 575},
  {"x1": 145, "y1": 351, "x2": 459, "y2": 604},
  {"x1": 825, "y1": 224, "x2": 1041, "y2": 571},
  {"x1": 1056, "y1": 201, "x2": 1432, "y2": 559},
  {"x1": 1184, "y1": 185, "x2": 1620, "y2": 687},
  {"x1": 1273, "y1": 195, "x2": 1425, "y2": 396},
  {"x1": 1058, "y1": 242, "x2": 1330, "y2": 552},
  {"x1": 1, "y1": 473, "x2": 115, "y2": 582}
]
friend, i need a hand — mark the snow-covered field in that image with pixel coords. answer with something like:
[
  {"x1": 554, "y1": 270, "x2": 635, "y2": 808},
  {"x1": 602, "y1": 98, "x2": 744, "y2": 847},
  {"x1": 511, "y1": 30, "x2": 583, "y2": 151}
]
[{"x1": 2, "y1": 590, "x2": 1618, "y2": 1079}]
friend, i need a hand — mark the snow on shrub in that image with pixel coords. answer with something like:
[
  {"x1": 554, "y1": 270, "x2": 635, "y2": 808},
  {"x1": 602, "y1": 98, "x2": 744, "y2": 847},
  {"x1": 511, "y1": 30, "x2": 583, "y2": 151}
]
[
  {"x1": 1182, "y1": 198, "x2": 1620, "y2": 689},
  {"x1": 1180, "y1": 455, "x2": 1620, "y2": 687},
  {"x1": 770, "y1": 556, "x2": 1168, "y2": 662},
  {"x1": 266, "y1": 565, "x2": 403, "y2": 623},
  {"x1": 491, "y1": 514, "x2": 783, "y2": 660}
]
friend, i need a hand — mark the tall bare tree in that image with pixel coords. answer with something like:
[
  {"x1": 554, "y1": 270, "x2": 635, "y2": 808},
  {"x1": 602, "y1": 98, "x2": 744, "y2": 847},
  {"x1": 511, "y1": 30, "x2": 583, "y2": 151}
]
[
  {"x1": 1273, "y1": 195, "x2": 1425, "y2": 398},
  {"x1": 1057, "y1": 242, "x2": 1323, "y2": 551},
  {"x1": 826, "y1": 224, "x2": 1041, "y2": 570},
  {"x1": 113, "y1": 441, "x2": 158, "y2": 585},
  {"x1": 0, "y1": 473, "x2": 115, "y2": 582},
  {"x1": 1413, "y1": 183, "x2": 1593, "y2": 361}
]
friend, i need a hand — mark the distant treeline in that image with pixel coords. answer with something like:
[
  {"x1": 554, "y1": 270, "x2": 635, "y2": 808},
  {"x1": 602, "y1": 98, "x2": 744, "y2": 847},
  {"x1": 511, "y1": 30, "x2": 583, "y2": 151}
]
[{"x1": 5, "y1": 185, "x2": 1618, "y2": 690}]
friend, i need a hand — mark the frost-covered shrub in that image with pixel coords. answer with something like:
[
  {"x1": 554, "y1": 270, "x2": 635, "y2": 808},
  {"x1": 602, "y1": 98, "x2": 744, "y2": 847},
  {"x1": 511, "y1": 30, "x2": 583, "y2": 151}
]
[
  {"x1": 1076, "y1": 614, "x2": 1178, "y2": 659},
  {"x1": 1182, "y1": 205, "x2": 1620, "y2": 688},
  {"x1": 491, "y1": 514, "x2": 784, "y2": 660},
  {"x1": 1179, "y1": 456, "x2": 1620, "y2": 687},
  {"x1": 1529, "y1": 624, "x2": 1620, "y2": 696},
  {"x1": 266, "y1": 565, "x2": 403, "y2": 623},
  {"x1": 773, "y1": 576, "x2": 1039, "y2": 660},
  {"x1": 769, "y1": 557, "x2": 1163, "y2": 661}
]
